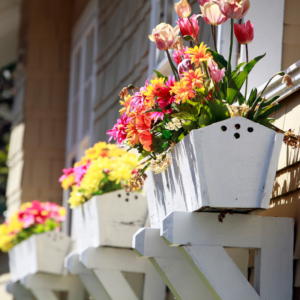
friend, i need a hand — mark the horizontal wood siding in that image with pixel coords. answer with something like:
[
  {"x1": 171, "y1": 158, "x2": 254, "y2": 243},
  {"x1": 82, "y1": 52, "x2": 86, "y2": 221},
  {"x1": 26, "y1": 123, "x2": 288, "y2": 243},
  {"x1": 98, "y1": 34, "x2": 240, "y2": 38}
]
[{"x1": 93, "y1": 0, "x2": 151, "y2": 142}]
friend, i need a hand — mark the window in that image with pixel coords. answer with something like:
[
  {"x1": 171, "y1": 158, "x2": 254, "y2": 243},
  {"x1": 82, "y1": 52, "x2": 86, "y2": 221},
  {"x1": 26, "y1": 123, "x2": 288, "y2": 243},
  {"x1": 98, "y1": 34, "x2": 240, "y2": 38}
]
[{"x1": 67, "y1": 23, "x2": 96, "y2": 157}]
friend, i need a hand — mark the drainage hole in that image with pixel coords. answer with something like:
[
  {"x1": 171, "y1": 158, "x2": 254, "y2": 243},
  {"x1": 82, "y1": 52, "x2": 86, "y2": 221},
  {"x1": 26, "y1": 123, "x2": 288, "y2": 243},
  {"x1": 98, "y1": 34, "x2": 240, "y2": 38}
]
[
  {"x1": 221, "y1": 126, "x2": 227, "y2": 131},
  {"x1": 118, "y1": 194, "x2": 121, "y2": 197},
  {"x1": 234, "y1": 133, "x2": 240, "y2": 139},
  {"x1": 135, "y1": 196, "x2": 138, "y2": 200},
  {"x1": 125, "y1": 198, "x2": 129, "y2": 202},
  {"x1": 235, "y1": 124, "x2": 240, "y2": 129},
  {"x1": 248, "y1": 127, "x2": 254, "y2": 132}
]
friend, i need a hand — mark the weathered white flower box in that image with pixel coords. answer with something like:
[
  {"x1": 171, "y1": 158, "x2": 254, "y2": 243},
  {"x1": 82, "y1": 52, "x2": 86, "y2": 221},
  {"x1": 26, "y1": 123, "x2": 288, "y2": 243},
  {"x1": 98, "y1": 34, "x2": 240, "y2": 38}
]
[
  {"x1": 146, "y1": 117, "x2": 284, "y2": 228},
  {"x1": 9, "y1": 231, "x2": 71, "y2": 282},
  {"x1": 73, "y1": 190, "x2": 148, "y2": 253}
]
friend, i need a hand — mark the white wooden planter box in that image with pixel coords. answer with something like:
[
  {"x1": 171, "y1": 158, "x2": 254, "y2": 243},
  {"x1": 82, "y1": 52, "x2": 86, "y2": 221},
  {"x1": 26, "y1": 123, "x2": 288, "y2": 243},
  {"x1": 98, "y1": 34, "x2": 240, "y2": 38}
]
[
  {"x1": 146, "y1": 117, "x2": 284, "y2": 228},
  {"x1": 73, "y1": 190, "x2": 148, "y2": 253},
  {"x1": 9, "y1": 231, "x2": 71, "y2": 282}
]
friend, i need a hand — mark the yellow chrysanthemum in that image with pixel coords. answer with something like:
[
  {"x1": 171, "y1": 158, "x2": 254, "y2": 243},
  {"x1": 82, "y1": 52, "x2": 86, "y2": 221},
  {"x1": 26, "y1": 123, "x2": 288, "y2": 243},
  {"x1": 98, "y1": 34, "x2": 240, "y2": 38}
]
[
  {"x1": 182, "y1": 68, "x2": 204, "y2": 90},
  {"x1": 171, "y1": 80, "x2": 196, "y2": 103},
  {"x1": 68, "y1": 186, "x2": 86, "y2": 209},
  {"x1": 61, "y1": 174, "x2": 75, "y2": 191},
  {"x1": 144, "y1": 77, "x2": 165, "y2": 108},
  {"x1": 185, "y1": 43, "x2": 212, "y2": 67}
]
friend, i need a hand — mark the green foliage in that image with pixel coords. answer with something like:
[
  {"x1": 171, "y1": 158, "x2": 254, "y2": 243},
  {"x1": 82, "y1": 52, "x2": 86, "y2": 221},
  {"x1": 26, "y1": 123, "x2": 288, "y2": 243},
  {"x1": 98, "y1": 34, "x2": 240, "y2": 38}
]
[
  {"x1": 207, "y1": 49, "x2": 228, "y2": 69},
  {"x1": 227, "y1": 54, "x2": 266, "y2": 104},
  {"x1": 183, "y1": 35, "x2": 195, "y2": 42}
]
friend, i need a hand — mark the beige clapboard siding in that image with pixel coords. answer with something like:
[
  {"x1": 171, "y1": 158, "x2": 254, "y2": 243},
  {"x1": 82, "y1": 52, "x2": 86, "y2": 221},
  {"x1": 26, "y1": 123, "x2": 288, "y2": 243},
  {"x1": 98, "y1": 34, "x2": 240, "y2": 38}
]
[
  {"x1": 93, "y1": 0, "x2": 151, "y2": 142},
  {"x1": 6, "y1": 0, "x2": 74, "y2": 215},
  {"x1": 282, "y1": 0, "x2": 300, "y2": 70}
]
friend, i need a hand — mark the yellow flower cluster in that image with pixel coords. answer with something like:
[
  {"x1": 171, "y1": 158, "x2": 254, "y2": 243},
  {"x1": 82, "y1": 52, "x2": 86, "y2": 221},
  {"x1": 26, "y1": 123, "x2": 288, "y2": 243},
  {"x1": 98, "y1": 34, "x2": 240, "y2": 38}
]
[
  {"x1": 68, "y1": 143, "x2": 138, "y2": 208},
  {"x1": 0, "y1": 213, "x2": 23, "y2": 252}
]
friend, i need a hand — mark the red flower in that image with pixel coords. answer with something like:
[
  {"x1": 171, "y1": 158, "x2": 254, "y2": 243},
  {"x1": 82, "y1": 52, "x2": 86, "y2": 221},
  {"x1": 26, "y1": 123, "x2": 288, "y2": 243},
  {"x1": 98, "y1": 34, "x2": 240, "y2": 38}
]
[
  {"x1": 107, "y1": 114, "x2": 129, "y2": 145},
  {"x1": 234, "y1": 20, "x2": 254, "y2": 45},
  {"x1": 176, "y1": 14, "x2": 199, "y2": 39}
]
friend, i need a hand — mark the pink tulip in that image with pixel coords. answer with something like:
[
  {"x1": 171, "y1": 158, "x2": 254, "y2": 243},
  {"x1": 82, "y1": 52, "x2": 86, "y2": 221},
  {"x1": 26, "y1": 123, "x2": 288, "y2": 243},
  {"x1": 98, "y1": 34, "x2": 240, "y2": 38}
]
[
  {"x1": 175, "y1": 0, "x2": 192, "y2": 18},
  {"x1": 208, "y1": 59, "x2": 225, "y2": 82},
  {"x1": 176, "y1": 14, "x2": 199, "y2": 39},
  {"x1": 200, "y1": 1, "x2": 228, "y2": 25},
  {"x1": 149, "y1": 23, "x2": 180, "y2": 51},
  {"x1": 178, "y1": 59, "x2": 193, "y2": 77},
  {"x1": 234, "y1": 20, "x2": 254, "y2": 44},
  {"x1": 213, "y1": 0, "x2": 250, "y2": 19}
]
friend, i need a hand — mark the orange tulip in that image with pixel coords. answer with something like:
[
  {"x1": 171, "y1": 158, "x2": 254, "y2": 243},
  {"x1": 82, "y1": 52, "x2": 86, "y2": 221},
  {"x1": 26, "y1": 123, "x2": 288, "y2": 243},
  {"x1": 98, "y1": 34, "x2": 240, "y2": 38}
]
[
  {"x1": 149, "y1": 23, "x2": 180, "y2": 51},
  {"x1": 175, "y1": 0, "x2": 192, "y2": 18}
]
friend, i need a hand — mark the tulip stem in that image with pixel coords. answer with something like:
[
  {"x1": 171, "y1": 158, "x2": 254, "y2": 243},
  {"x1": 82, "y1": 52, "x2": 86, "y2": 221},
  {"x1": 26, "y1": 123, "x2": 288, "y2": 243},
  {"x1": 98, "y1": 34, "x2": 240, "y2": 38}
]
[
  {"x1": 228, "y1": 19, "x2": 234, "y2": 76},
  {"x1": 188, "y1": 17, "x2": 199, "y2": 44},
  {"x1": 166, "y1": 49, "x2": 179, "y2": 81},
  {"x1": 211, "y1": 25, "x2": 218, "y2": 52},
  {"x1": 245, "y1": 44, "x2": 249, "y2": 101}
]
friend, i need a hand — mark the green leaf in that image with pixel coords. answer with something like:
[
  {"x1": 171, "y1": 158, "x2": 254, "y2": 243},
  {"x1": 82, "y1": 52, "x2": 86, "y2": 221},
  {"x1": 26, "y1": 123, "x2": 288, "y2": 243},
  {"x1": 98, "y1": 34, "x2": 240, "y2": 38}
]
[
  {"x1": 253, "y1": 98, "x2": 266, "y2": 121},
  {"x1": 258, "y1": 104, "x2": 282, "y2": 119},
  {"x1": 227, "y1": 54, "x2": 266, "y2": 104},
  {"x1": 182, "y1": 121, "x2": 196, "y2": 131},
  {"x1": 172, "y1": 112, "x2": 195, "y2": 120},
  {"x1": 198, "y1": 114, "x2": 212, "y2": 127},
  {"x1": 248, "y1": 96, "x2": 262, "y2": 120},
  {"x1": 237, "y1": 92, "x2": 245, "y2": 106},
  {"x1": 183, "y1": 35, "x2": 195, "y2": 41},
  {"x1": 187, "y1": 99, "x2": 201, "y2": 106},
  {"x1": 178, "y1": 133, "x2": 185, "y2": 141},
  {"x1": 138, "y1": 150, "x2": 151, "y2": 162},
  {"x1": 207, "y1": 49, "x2": 228, "y2": 69},
  {"x1": 208, "y1": 100, "x2": 230, "y2": 122},
  {"x1": 162, "y1": 130, "x2": 171, "y2": 139},
  {"x1": 247, "y1": 88, "x2": 257, "y2": 106},
  {"x1": 153, "y1": 70, "x2": 168, "y2": 80},
  {"x1": 231, "y1": 62, "x2": 246, "y2": 78},
  {"x1": 127, "y1": 84, "x2": 135, "y2": 89},
  {"x1": 262, "y1": 96, "x2": 280, "y2": 108}
]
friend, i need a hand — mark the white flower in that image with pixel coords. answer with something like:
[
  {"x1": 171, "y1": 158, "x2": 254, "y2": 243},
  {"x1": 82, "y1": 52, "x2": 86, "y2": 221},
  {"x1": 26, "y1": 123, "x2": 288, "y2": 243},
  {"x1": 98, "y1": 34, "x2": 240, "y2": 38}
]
[
  {"x1": 165, "y1": 118, "x2": 184, "y2": 131},
  {"x1": 150, "y1": 153, "x2": 172, "y2": 174}
]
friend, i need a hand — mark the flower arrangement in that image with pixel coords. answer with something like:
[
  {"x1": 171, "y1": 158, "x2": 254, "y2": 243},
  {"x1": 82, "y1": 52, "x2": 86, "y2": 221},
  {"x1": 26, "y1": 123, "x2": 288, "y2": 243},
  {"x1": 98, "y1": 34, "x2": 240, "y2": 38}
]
[
  {"x1": 59, "y1": 142, "x2": 139, "y2": 208},
  {"x1": 108, "y1": 0, "x2": 300, "y2": 192},
  {"x1": 0, "y1": 201, "x2": 66, "y2": 252}
]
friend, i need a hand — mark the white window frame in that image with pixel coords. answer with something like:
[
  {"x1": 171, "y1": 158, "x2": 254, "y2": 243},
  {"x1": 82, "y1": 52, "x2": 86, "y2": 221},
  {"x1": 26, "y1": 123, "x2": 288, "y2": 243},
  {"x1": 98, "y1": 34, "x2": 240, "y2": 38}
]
[{"x1": 63, "y1": 0, "x2": 98, "y2": 237}]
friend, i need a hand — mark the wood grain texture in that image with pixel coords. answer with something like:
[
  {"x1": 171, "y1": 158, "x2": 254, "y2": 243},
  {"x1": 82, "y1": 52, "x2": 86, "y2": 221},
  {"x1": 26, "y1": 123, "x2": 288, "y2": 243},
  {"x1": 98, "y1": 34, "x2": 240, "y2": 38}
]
[
  {"x1": 161, "y1": 212, "x2": 262, "y2": 248},
  {"x1": 146, "y1": 118, "x2": 283, "y2": 228},
  {"x1": 65, "y1": 252, "x2": 110, "y2": 300},
  {"x1": 74, "y1": 190, "x2": 148, "y2": 252},
  {"x1": 180, "y1": 246, "x2": 259, "y2": 300},
  {"x1": 133, "y1": 227, "x2": 215, "y2": 300},
  {"x1": 9, "y1": 232, "x2": 71, "y2": 282}
]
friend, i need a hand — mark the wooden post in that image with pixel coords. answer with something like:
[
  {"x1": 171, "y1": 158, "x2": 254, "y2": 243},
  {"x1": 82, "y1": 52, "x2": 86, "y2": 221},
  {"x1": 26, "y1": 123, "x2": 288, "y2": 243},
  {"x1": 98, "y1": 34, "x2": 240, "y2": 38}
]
[
  {"x1": 160, "y1": 211, "x2": 294, "y2": 300},
  {"x1": 6, "y1": 281, "x2": 35, "y2": 300},
  {"x1": 80, "y1": 246, "x2": 166, "y2": 300},
  {"x1": 20, "y1": 274, "x2": 85, "y2": 300},
  {"x1": 65, "y1": 252, "x2": 110, "y2": 300}
]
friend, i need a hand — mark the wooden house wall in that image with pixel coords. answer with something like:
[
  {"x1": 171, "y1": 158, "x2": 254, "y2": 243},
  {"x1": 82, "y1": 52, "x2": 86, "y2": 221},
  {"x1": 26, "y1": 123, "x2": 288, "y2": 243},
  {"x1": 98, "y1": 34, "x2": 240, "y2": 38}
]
[{"x1": 93, "y1": 0, "x2": 151, "y2": 143}]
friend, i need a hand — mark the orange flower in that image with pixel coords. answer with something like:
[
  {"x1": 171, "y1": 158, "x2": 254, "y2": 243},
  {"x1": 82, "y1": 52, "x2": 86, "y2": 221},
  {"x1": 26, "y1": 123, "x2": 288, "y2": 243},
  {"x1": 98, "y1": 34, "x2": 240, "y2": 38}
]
[
  {"x1": 119, "y1": 95, "x2": 132, "y2": 115},
  {"x1": 185, "y1": 43, "x2": 212, "y2": 67},
  {"x1": 171, "y1": 80, "x2": 195, "y2": 103},
  {"x1": 144, "y1": 77, "x2": 165, "y2": 108},
  {"x1": 126, "y1": 111, "x2": 140, "y2": 147},
  {"x1": 139, "y1": 131, "x2": 153, "y2": 151},
  {"x1": 182, "y1": 68, "x2": 204, "y2": 89}
]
